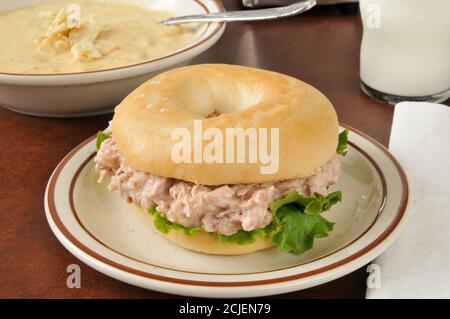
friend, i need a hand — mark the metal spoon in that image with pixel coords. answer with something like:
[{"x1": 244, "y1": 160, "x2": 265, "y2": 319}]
[{"x1": 160, "y1": 0, "x2": 316, "y2": 25}]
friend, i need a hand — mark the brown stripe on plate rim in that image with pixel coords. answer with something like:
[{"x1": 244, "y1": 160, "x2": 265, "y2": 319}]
[
  {"x1": 46, "y1": 124, "x2": 409, "y2": 287},
  {"x1": 0, "y1": 0, "x2": 225, "y2": 77}
]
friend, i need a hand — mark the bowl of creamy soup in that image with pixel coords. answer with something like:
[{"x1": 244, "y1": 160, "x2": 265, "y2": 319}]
[{"x1": 0, "y1": 0, "x2": 225, "y2": 117}]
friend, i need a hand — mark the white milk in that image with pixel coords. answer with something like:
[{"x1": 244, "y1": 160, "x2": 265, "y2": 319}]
[{"x1": 360, "y1": 0, "x2": 450, "y2": 97}]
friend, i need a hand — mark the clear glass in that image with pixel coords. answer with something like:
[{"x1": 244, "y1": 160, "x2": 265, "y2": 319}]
[{"x1": 359, "y1": 0, "x2": 450, "y2": 104}]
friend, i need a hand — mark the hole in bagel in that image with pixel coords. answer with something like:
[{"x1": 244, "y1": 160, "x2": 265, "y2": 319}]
[
  {"x1": 206, "y1": 110, "x2": 221, "y2": 118},
  {"x1": 170, "y1": 76, "x2": 264, "y2": 117}
]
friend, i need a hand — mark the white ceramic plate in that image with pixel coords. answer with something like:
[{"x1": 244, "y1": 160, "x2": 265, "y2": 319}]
[{"x1": 44, "y1": 126, "x2": 409, "y2": 297}]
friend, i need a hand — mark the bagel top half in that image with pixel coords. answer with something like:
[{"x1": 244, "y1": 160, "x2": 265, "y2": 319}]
[{"x1": 112, "y1": 64, "x2": 339, "y2": 185}]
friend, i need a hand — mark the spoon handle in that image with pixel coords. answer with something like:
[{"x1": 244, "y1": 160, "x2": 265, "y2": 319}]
[{"x1": 160, "y1": 0, "x2": 316, "y2": 25}]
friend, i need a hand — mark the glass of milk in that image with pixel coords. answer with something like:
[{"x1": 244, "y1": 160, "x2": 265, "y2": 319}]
[{"x1": 360, "y1": 0, "x2": 450, "y2": 104}]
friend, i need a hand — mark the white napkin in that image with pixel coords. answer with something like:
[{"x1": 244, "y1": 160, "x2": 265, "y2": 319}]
[{"x1": 366, "y1": 101, "x2": 450, "y2": 299}]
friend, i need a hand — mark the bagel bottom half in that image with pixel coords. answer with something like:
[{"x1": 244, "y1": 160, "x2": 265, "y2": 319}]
[{"x1": 147, "y1": 211, "x2": 275, "y2": 256}]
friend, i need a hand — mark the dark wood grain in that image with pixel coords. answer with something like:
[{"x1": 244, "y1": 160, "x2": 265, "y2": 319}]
[{"x1": 0, "y1": 1, "x2": 447, "y2": 299}]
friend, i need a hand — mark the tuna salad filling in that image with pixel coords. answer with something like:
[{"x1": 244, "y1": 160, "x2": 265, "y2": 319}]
[{"x1": 94, "y1": 131, "x2": 342, "y2": 236}]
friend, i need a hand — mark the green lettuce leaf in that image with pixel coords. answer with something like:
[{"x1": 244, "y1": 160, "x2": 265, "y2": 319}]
[
  {"x1": 337, "y1": 129, "x2": 349, "y2": 156},
  {"x1": 148, "y1": 208, "x2": 200, "y2": 236},
  {"x1": 218, "y1": 219, "x2": 281, "y2": 245},
  {"x1": 218, "y1": 230, "x2": 257, "y2": 245},
  {"x1": 96, "y1": 131, "x2": 111, "y2": 151},
  {"x1": 268, "y1": 191, "x2": 341, "y2": 254},
  {"x1": 148, "y1": 207, "x2": 275, "y2": 245},
  {"x1": 148, "y1": 190, "x2": 341, "y2": 255}
]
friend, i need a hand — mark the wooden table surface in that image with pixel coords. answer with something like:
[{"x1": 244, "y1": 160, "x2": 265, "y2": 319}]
[{"x1": 0, "y1": 1, "x2": 448, "y2": 299}]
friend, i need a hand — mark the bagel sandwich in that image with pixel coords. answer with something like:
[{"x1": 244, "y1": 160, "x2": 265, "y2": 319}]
[{"x1": 94, "y1": 64, "x2": 348, "y2": 256}]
